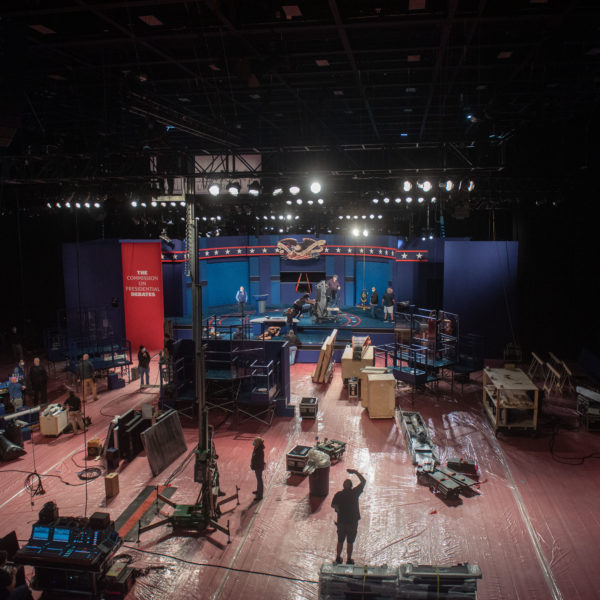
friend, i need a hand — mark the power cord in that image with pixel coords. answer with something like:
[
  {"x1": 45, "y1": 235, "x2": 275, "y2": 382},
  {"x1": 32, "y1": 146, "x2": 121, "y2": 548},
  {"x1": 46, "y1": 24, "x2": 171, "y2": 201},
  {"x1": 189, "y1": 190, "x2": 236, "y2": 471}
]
[{"x1": 548, "y1": 424, "x2": 600, "y2": 465}]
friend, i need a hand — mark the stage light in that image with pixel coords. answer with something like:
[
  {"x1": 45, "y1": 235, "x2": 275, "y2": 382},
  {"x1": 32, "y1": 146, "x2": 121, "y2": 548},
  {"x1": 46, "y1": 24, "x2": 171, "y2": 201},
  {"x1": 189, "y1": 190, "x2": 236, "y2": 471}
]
[
  {"x1": 65, "y1": 202, "x2": 71, "y2": 208},
  {"x1": 353, "y1": 215, "x2": 359, "y2": 219},
  {"x1": 429, "y1": 234, "x2": 434, "y2": 240},
  {"x1": 346, "y1": 215, "x2": 351, "y2": 219},
  {"x1": 161, "y1": 202, "x2": 166, "y2": 207},
  {"x1": 263, "y1": 215, "x2": 268, "y2": 220},
  {"x1": 383, "y1": 197, "x2": 390, "y2": 204},
  {"x1": 278, "y1": 215, "x2": 284, "y2": 220},
  {"x1": 208, "y1": 184, "x2": 220, "y2": 196},
  {"x1": 289, "y1": 185, "x2": 300, "y2": 195},
  {"x1": 395, "y1": 197, "x2": 401, "y2": 204},
  {"x1": 310, "y1": 181, "x2": 321, "y2": 194},
  {"x1": 422, "y1": 180, "x2": 432, "y2": 192},
  {"x1": 286, "y1": 214, "x2": 292, "y2": 220},
  {"x1": 94, "y1": 202, "x2": 100, "y2": 208},
  {"x1": 443, "y1": 180, "x2": 454, "y2": 191},
  {"x1": 295, "y1": 215, "x2": 300, "y2": 220},
  {"x1": 202, "y1": 216, "x2": 207, "y2": 221},
  {"x1": 361, "y1": 215, "x2": 366, "y2": 219},
  {"x1": 363, "y1": 229, "x2": 368, "y2": 237},
  {"x1": 131, "y1": 200, "x2": 137, "y2": 207},
  {"x1": 279, "y1": 228, "x2": 283, "y2": 233},
  {"x1": 418, "y1": 197, "x2": 424, "y2": 204},
  {"x1": 85, "y1": 202, "x2": 91, "y2": 208},
  {"x1": 170, "y1": 201, "x2": 176, "y2": 207},
  {"x1": 338, "y1": 215, "x2": 344, "y2": 220},
  {"x1": 352, "y1": 228, "x2": 360, "y2": 236},
  {"x1": 151, "y1": 201, "x2": 157, "y2": 207},
  {"x1": 431, "y1": 197, "x2": 437, "y2": 203},
  {"x1": 372, "y1": 198, "x2": 379, "y2": 204},
  {"x1": 377, "y1": 214, "x2": 383, "y2": 219},
  {"x1": 406, "y1": 196, "x2": 413, "y2": 203},
  {"x1": 468, "y1": 180, "x2": 475, "y2": 192},
  {"x1": 270, "y1": 215, "x2": 275, "y2": 220},
  {"x1": 286, "y1": 199, "x2": 292, "y2": 205},
  {"x1": 421, "y1": 234, "x2": 426, "y2": 241},
  {"x1": 248, "y1": 180, "x2": 261, "y2": 196},
  {"x1": 227, "y1": 182, "x2": 241, "y2": 196},
  {"x1": 403, "y1": 180, "x2": 412, "y2": 192},
  {"x1": 179, "y1": 201, "x2": 185, "y2": 206},
  {"x1": 55, "y1": 202, "x2": 61, "y2": 208},
  {"x1": 296, "y1": 198, "x2": 303, "y2": 205},
  {"x1": 75, "y1": 202, "x2": 81, "y2": 208},
  {"x1": 317, "y1": 198, "x2": 324, "y2": 205},
  {"x1": 273, "y1": 187, "x2": 283, "y2": 196},
  {"x1": 46, "y1": 202, "x2": 52, "y2": 208},
  {"x1": 216, "y1": 215, "x2": 221, "y2": 220},
  {"x1": 307, "y1": 199, "x2": 314, "y2": 205},
  {"x1": 369, "y1": 214, "x2": 374, "y2": 219}
]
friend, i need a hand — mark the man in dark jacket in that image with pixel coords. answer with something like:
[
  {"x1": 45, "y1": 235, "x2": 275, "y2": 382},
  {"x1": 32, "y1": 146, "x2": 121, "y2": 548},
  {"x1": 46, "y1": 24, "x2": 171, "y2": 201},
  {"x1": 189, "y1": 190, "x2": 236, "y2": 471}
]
[
  {"x1": 138, "y1": 346, "x2": 151, "y2": 389},
  {"x1": 250, "y1": 437, "x2": 266, "y2": 501},
  {"x1": 29, "y1": 358, "x2": 48, "y2": 406},
  {"x1": 78, "y1": 353, "x2": 97, "y2": 404},
  {"x1": 236, "y1": 286, "x2": 247, "y2": 316},
  {"x1": 369, "y1": 287, "x2": 379, "y2": 319},
  {"x1": 331, "y1": 469, "x2": 366, "y2": 565}
]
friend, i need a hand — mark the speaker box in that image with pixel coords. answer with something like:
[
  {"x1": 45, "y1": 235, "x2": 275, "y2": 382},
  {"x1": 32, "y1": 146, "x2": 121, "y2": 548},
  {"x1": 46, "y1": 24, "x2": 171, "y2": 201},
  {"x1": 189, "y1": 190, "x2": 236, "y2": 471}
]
[{"x1": 0, "y1": 433, "x2": 26, "y2": 461}]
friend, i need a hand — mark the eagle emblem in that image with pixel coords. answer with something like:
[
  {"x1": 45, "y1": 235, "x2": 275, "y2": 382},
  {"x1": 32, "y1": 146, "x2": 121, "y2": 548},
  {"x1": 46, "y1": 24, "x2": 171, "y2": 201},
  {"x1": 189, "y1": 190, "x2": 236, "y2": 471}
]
[{"x1": 276, "y1": 237, "x2": 326, "y2": 260}]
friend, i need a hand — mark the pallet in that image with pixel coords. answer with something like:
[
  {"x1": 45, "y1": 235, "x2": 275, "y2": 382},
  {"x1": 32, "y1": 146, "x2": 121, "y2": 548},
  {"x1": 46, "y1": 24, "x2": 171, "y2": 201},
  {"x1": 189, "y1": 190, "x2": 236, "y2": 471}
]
[{"x1": 312, "y1": 329, "x2": 338, "y2": 383}]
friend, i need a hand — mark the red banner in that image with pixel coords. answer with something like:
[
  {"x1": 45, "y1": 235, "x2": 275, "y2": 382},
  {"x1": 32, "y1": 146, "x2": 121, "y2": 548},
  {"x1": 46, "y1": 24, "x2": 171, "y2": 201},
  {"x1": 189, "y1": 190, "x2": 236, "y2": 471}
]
[{"x1": 120, "y1": 241, "x2": 164, "y2": 352}]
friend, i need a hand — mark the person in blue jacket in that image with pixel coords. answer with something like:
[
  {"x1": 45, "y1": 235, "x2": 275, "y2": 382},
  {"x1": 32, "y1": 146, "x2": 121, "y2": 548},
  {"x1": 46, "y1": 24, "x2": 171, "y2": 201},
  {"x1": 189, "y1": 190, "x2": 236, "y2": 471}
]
[{"x1": 236, "y1": 286, "x2": 247, "y2": 316}]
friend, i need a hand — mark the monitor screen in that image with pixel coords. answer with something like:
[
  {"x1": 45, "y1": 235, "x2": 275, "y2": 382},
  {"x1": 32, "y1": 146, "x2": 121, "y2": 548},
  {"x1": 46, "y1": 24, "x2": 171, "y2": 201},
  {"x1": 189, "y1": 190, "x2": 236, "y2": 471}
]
[
  {"x1": 31, "y1": 526, "x2": 50, "y2": 542},
  {"x1": 52, "y1": 528, "x2": 70, "y2": 542}
]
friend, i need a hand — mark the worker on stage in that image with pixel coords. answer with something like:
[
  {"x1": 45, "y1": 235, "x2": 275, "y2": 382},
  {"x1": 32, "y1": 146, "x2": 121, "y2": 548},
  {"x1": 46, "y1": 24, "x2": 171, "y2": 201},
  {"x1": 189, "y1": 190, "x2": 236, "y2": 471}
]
[{"x1": 327, "y1": 275, "x2": 341, "y2": 307}]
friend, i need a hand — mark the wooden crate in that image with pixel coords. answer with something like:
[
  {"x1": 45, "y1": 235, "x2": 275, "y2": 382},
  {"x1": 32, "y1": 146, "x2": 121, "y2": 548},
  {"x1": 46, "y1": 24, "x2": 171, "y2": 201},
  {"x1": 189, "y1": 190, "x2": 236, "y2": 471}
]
[
  {"x1": 366, "y1": 373, "x2": 396, "y2": 418},
  {"x1": 341, "y1": 346, "x2": 374, "y2": 380},
  {"x1": 360, "y1": 367, "x2": 392, "y2": 407},
  {"x1": 105, "y1": 472, "x2": 120, "y2": 498}
]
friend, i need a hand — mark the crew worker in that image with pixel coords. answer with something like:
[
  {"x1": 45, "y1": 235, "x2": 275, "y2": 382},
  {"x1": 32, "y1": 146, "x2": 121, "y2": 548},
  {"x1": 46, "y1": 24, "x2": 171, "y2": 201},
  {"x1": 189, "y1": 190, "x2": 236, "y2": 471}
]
[
  {"x1": 64, "y1": 391, "x2": 85, "y2": 435},
  {"x1": 286, "y1": 329, "x2": 301, "y2": 365},
  {"x1": 250, "y1": 437, "x2": 266, "y2": 501},
  {"x1": 291, "y1": 293, "x2": 311, "y2": 319},
  {"x1": 369, "y1": 287, "x2": 379, "y2": 319},
  {"x1": 382, "y1": 287, "x2": 395, "y2": 322},
  {"x1": 331, "y1": 469, "x2": 366, "y2": 565},
  {"x1": 78, "y1": 353, "x2": 98, "y2": 404},
  {"x1": 236, "y1": 286, "x2": 247, "y2": 317},
  {"x1": 327, "y1": 275, "x2": 341, "y2": 307},
  {"x1": 0, "y1": 550, "x2": 31, "y2": 600},
  {"x1": 29, "y1": 357, "x2": 48, "y2": 406},
  {"x1": 138, "y1": 345, "x2": 151, "y2": 389}
]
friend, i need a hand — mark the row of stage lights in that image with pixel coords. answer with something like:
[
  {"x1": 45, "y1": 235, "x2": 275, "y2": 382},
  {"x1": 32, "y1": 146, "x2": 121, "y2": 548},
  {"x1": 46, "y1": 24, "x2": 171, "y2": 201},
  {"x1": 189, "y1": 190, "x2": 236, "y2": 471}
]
[
  {"x1": 46, "y1": 201, "x2": 102, "y2": 209},
  {"x1": 208, "y1": 180, "x2": 324, "y2": 197}
]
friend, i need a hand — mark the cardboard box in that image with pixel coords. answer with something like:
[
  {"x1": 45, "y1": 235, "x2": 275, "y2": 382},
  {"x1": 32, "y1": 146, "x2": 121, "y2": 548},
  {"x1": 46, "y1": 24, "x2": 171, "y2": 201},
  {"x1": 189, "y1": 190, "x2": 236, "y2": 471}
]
[
  {"x1": 366, "y1": 373, "x2": 396, "y2": 418},
  {"x1": 105, "y1": 472, "x2": 119, "y2": 498}
]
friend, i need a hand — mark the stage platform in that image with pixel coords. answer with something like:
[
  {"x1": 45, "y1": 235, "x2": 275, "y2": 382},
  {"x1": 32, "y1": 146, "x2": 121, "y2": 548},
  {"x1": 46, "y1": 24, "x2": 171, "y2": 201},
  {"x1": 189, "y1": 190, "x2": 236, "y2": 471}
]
[{"x1": 171, "y1": 304, "x2": 396, "y2": 358}]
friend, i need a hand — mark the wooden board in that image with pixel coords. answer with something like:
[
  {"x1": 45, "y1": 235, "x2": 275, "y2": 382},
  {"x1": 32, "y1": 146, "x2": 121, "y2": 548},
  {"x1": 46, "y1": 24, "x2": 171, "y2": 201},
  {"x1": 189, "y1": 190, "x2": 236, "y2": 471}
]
[{"x1": 312, "y1": 329, "x2": 338, "y2": 383}]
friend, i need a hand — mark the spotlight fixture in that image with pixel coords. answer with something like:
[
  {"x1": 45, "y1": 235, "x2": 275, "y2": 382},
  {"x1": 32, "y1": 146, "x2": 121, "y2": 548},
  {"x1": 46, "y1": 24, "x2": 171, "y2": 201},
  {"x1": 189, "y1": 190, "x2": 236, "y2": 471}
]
[
  {"x1": 338, "y1": 215, "x2": 344, "y2": 220},
  {"x1": 46, "y1": 202, "x2": 52, "y2": 208},
  {"x1": 56, "y1": 202, "x2": 62, "y2": 208},
  {"x1": 467, "y1": 180, "x2": 475, "y2": 192},
  {"x1": 248, "y1": 180, "x2": 261, "y2": 196},
  {"x1": 346, "y1": 215, "x2": 351, "y2": 219},
  {"x1": 394, "y1": 197, "x2": 401, "y2": 204},
  {"x1": 225, "y1": 182, "x2": 240, "y2": 196},
  {"x1": 422, "y1": 180, "x2": 432, "y2": 192},
  {"x1": 289, "y1": 185, "x2": 300, "y2": 195},
  {"x1": 151, "y1": 201, "x2": 158, "y2": 207},
  {"x1": 318, "y1": 198, "x2": 324, "y2": 205},
  {"x1": 383, "y1": 197, "x2": 390, "y2": 204},
  {"x1": 65, "y1": 202, "x2": 71, "y2": 208},
  {"x1": 272, "y1": 187, "x2": 283, "y2": 196},
  {"x1": 307, "y1": 199, "x2": 314, "y2": 205},
  {"x1": 75, "y1": 202, "x2": 81, "y2": 208},
  {"x1": 418, "y1": 197, "x2": 425, "y2": 204},
  {"x1": 179, "y1": 201, "x2": 185, "y2": 206},
  {"x1": 160, "y1": 202, "x2": 166, "y2": 207},
  {"x1": 352, "y1": 227, "x2": 360, "y2": 236},
  {"x1": 310, "y1": 181, "x2": 321, "y2": 194},
  {"x1": 208, "y1": 184, "x2": 220, "y2": 196},
  {"x1": 431, "y1": 197, "x2": 437, "y2": 203},
  {"x1": 270, "y1": 215, "x2": 275, "y2": 220},
  {"x1": 131, "y1": 200, "x2": 138, "y2": 207},
  {"x1": 296, "y1": 198, "x2": 303, "y2": 205},
  {"x1": 403, "y1": 180, "x2": 412, "y2": 192},
  {"x1": 85, "y1": 202, "x2": 91, "y2": 208},
  {"x1": 405, "y1": 196, "x2": 413, "y2": 203},
  {"x1": 369, "y1": 214, "x2": 374, "y2": 219},
  {"x1": 377, "y1": 214, "x2": 382, "y2": 219},
  {"x1": 286, "y1": 199, "x2": 292, "y2": 205},
  {"x1": 363, "y1": 229, "x2": 368, "y2": 237},
  {"x1": 372, "y1": 198, "x2": 379, "y2": 204},
  {"x1": 286, "y1": 214, "x2": 292, "y2": 220},
  {"x1": 170, "y1": 202, "x2": 176, "y2": 207},
  {"x1": 443, "y1": 180, "x2": 454, "y2": 192}
]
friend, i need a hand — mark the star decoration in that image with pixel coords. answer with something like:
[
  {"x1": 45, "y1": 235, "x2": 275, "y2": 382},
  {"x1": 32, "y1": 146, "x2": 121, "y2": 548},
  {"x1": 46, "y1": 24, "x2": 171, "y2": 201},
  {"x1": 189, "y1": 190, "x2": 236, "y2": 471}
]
[
  {"x1": 214, "y1": 250, "x2": 219, "y2": 255},
  {"x1": 359, "y1": 248, "x2": 364, "y2": 253},
  {"x1": 250, "y1": 248, "x2": 255, "y2": 253},
  {"x1": 402, "y1": 253, "x2": 408, "y2": 259},
  {"x1": 336, "y1": 248, "x2": 341, "y2": 253},
  {"x1": 225, "y1": 249, "x2": 230, "y2": 254},
  {"x1": 384, "y1": 250, "x2": 388, "y2": 255},
  {"x1": 205, "y1": 251, "x2": 209, "y2": 256},
  {"x1": 369, "y1": 249, "x2": 374, "y2": 254},
  {"x1": 262, "y1": 248, "x2": 268, "y2": 253},
  {"x1": 417, "y1": 253, "x2": 423, "y2": 259},
  {"x1": 324, "y1": 248, "x2": 329, "y2": 252},
  {"x1": 378, "y1": 249, "x2": 383, "y2": 254},
  {"x1": 237, "y1": 248, "x2": 242, "y2": 254}
]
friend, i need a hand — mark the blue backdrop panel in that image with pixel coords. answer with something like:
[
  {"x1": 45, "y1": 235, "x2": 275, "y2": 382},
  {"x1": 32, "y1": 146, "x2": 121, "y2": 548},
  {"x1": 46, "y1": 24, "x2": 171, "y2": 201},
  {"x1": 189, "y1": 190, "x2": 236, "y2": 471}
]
[
  {"x1": 354, "y1": 261, "x2": 391, "y2": 305},
  {"x1": 62, "y1": 239, "x2": 125, "y2": 339},
  {"x1": 443, "y1": 241, "x2": 518, "y2": 358},
  {"x1": 204, "y1": 261, "x2": 249, "y2": 307}
]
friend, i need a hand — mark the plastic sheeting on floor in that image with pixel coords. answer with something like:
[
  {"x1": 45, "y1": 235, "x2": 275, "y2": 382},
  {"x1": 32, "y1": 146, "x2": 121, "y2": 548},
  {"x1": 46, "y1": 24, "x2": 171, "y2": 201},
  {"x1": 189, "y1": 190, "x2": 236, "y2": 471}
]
[{"x1": 2, "y1": 360, "x2": 600, "y2": 599}]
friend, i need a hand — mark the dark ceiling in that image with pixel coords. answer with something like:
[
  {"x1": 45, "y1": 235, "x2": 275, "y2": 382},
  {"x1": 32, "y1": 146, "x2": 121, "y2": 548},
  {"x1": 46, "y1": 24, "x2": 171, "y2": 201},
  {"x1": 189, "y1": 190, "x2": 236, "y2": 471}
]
[{"x1": 0, "y1": 0, "x2": 599, "y2": 236}]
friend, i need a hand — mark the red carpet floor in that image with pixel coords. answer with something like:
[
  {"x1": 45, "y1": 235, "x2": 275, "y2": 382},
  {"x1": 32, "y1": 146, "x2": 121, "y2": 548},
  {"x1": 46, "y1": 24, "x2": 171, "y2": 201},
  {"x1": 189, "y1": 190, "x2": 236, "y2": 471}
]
[{"x1": 1, "y1": 358, "x2": 599, "y2": 599}]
